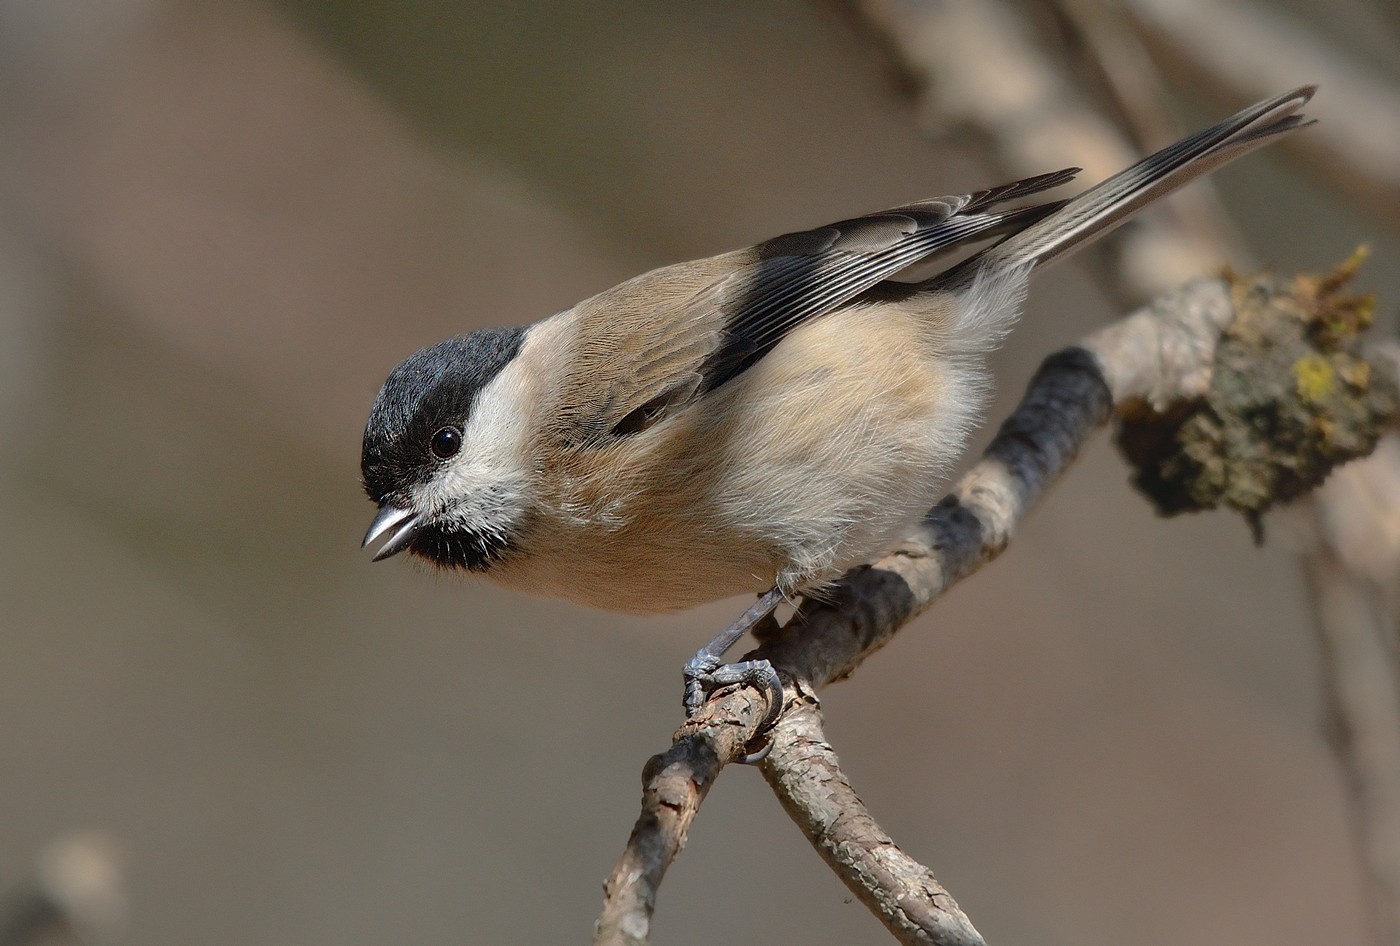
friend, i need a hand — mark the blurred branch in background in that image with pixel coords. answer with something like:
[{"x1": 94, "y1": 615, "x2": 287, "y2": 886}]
[
  {"x1": 848, "y1": 0, "x2": 1400, "y2": 290},
  {"x1": 1120, "y1": 0, "x2": 1400, "y2": 226},
  {"x1": 0, "y1": 835, "x2": 124, "y2": 946},
  {"x1": 594, "y1": 0, "x2": 1400, "y2": 942},
  {"x1": 1033, "y1": 0, "x2": 1400, "y2": 230},
  {"x1": 847, "y1": 0, "x2": 1235, "y2": 304},
  {"x1": 1304, "y1": 409, "x2": 1400, "y2": 946}
]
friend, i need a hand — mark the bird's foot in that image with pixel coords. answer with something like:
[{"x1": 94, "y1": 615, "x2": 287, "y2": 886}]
[{"x1": 682, "y1": 587, "x2": 786, "y2": 763}]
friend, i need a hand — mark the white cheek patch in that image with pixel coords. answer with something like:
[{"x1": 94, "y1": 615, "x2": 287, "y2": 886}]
[{"x1": 413, "y1": 357, "x2": 534, "y2": 531}]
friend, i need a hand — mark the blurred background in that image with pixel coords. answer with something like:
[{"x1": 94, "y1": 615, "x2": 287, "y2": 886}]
[{"x1": 1, "y1": 1, "x2": 1397, "y2": 943}]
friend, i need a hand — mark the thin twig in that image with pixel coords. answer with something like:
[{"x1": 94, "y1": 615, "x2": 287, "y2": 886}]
[
  {"x1": 760, "y1": 692, "x2": 986, "y2": 946},
  {"x1": 593, "y1": 689, "x2": 773, "y2": 946}
]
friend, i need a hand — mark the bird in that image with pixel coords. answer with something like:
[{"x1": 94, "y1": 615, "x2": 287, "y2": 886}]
[{"x1": 361, "y1": 87, "x2": 1314, "y2": 720}]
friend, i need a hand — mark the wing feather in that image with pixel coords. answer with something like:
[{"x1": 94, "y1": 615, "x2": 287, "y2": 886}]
[{"x1": 551, "y1": 169, "x2": 1078, "y2": 443}]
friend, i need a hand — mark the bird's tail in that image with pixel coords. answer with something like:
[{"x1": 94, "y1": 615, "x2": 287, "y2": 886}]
[{"x1": 931, "y1": 86, "x2": 1315, "y2": 289}]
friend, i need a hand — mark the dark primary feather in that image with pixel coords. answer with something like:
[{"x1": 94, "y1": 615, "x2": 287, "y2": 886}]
[{"x1": 696, "y1": 168, "x2": 1080, "y2": 392}]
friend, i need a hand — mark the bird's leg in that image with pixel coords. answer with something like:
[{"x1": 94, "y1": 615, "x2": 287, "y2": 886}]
[{"x1": 683, "y1": 588, "x2": 786, "y2": 758}]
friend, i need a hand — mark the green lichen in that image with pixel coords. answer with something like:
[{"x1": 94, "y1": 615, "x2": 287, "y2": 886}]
[
  {"x1": 1114, "y1": 249, "x2": 1397, "y2": 542},
  {"x1": 1294, "y1": 355, "x2": 1335, "y2": 402}
]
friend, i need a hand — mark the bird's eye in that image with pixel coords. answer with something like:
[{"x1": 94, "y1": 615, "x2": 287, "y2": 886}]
[{"x1": 430, "y1": 426, "x2": 462, "y2": 460}]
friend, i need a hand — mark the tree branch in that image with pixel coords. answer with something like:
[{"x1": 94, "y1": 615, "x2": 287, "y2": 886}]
[
  {"x1": 760, "y1": 691, "x2": 986, "y2": 946},
  {"x1": 593, "y1": 688, "x2": 774, "y2": 946}
]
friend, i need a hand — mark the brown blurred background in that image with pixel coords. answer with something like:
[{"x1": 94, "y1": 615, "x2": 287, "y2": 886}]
[{"x1": 1, "y1": 1, "x2": 1397, "y2": 943}]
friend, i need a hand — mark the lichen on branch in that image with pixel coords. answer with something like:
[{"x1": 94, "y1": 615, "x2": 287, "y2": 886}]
[{"x1": 1115, "y1": 249, "x2": 1398, "y2": 539}]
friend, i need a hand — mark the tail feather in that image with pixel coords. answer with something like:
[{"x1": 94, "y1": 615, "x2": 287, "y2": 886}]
[{"x1": 931, "y1": 86, "x2": 1315, "y2": 288}]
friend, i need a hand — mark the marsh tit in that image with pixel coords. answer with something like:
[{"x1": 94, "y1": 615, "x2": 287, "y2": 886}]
[{"x1": 362, "y1": 88, "x2": 1313, "y2": 720}]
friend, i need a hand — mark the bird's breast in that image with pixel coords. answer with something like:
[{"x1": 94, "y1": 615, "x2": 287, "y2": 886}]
[{"x1": 491, "y1": 302, "x2": 993, "y2": 615}]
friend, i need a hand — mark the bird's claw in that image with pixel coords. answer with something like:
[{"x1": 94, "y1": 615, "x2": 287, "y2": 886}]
[
  {"x1": 682, "y1": 654, "x2": 784, "y2": 763},
  {"x1": 680, "y1": 587, "x2": 787, "y2": 764}
]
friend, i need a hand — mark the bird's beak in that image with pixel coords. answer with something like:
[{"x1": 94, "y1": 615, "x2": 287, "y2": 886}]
[{"x1": 362, "y1": 505, "x2": 421, "y2": 562}]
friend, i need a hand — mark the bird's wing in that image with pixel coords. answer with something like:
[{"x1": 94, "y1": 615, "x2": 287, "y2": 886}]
[{"x1": 549, "y1": 169, "x2": 1077, "y2": 445}]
